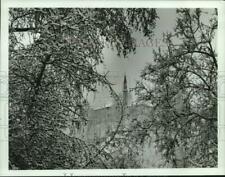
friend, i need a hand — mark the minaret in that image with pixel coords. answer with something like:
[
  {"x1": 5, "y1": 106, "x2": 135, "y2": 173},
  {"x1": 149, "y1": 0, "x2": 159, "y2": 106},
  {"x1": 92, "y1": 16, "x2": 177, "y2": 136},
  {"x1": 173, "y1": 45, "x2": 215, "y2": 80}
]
[{"x1": 123, "y1": 75, "x2": 128, "y2": 106}]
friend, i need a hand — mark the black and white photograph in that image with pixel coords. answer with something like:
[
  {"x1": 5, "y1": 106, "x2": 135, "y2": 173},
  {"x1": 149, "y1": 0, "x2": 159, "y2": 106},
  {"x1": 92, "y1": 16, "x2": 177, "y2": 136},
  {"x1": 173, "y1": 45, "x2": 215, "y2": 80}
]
[{"x1": 0, "y1": 1, "x2": 225, "y2": 175}]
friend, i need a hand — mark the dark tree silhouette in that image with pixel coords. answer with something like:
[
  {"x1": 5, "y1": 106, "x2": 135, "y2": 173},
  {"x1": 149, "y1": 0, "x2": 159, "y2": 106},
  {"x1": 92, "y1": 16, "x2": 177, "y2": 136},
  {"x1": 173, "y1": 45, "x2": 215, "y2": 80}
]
[
  {"x1": 9, "y1": 8, "x2": 158, "y2": 169},
  {"x1": 134, "y1": 9, "x2": 217, "y2": 167}
]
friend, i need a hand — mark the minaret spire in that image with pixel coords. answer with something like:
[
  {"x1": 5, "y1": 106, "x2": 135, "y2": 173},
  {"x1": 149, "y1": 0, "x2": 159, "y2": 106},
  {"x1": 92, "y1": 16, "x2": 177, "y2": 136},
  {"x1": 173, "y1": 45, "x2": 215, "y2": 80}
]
[{"x1": 123, "y1": 74, "x2": 128, "y2": 106}]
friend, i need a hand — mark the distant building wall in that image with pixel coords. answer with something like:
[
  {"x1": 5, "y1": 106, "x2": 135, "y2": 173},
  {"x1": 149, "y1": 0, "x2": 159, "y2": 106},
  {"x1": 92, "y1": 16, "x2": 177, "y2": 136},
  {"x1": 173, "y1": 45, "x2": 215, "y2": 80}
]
[
  {"x1": 85, "y1": 105, "x2": 120, "y2": 142},
  {"x1": 66, "y1": 74, "x2": 172, "y2": 167}
]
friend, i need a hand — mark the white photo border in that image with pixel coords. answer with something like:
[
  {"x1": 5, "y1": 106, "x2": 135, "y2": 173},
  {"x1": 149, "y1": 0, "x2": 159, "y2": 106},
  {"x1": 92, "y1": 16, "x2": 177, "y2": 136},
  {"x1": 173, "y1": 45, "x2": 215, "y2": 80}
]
[{"x1": 1, "y1": 0, "x2": 225, "y2": 176}]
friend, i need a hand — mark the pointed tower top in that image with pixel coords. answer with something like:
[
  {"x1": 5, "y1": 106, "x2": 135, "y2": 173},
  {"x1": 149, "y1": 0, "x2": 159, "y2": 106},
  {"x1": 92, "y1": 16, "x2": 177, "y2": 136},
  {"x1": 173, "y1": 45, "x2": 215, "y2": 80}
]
[
  {"x1": 123, "y1": 74, "x2": 127, "y2": 91},
  {"x1": 123, "y1": 74, "x2": 128, "y2": 106}
]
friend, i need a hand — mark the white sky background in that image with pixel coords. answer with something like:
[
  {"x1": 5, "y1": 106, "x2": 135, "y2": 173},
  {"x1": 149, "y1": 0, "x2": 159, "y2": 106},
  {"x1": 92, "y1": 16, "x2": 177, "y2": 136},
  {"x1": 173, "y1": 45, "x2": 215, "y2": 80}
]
[{"x1": 88, "y1": 9, "x2": 177, "y2": 109}]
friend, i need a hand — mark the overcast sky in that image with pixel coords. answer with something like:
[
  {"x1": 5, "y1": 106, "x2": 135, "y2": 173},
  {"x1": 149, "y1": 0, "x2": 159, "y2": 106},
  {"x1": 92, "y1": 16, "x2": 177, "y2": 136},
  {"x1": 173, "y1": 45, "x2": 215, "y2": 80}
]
[
  {"x1": 15, "y1": 8, "x2": 214, "y2": 109},
  {"x1": 88, "y1": 9, "x2": 177, "y2": 109}
]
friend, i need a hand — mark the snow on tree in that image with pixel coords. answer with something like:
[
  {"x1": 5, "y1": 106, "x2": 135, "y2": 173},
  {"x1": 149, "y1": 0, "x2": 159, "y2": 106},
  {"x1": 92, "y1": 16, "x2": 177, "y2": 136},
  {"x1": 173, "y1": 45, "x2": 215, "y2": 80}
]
[
  {"x1": 134, "y1": 8, "x2": 217, "y2": 167},
  {"x1": 9, "y1": 8, "x2": 158, "y2": 169}
]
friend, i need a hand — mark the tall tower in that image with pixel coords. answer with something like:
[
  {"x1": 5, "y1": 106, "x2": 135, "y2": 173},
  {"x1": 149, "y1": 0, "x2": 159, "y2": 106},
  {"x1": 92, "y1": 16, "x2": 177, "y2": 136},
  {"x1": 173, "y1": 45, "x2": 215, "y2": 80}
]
[{"x1": 123, "y1": 75, "x2": 128, "y2": 106}]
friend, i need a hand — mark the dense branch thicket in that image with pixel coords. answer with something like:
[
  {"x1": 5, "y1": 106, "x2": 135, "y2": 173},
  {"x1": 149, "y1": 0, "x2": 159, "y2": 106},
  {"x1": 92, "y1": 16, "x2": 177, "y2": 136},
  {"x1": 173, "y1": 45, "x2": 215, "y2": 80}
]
[
  {"x1": 134, "y1": 9, "x2": 217, "y2": 167},
  {"x1": 9, "y1": 8, "x2": 157, "y2": 169}
]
